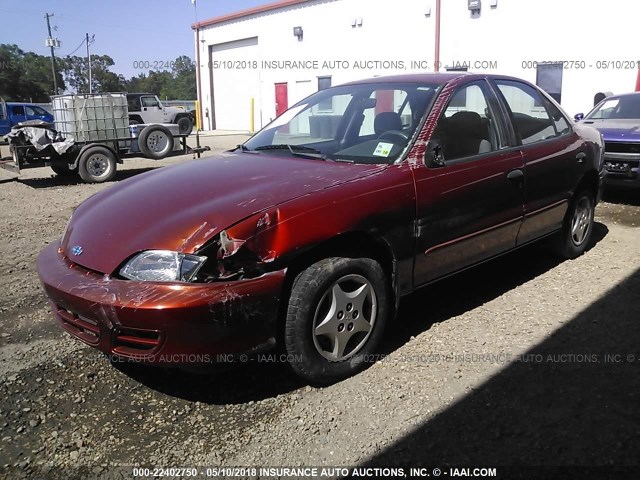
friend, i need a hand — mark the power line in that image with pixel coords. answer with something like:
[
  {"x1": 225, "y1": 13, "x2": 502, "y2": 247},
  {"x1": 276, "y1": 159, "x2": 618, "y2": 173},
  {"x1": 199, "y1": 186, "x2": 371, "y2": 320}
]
[{"x1": 65, "y1": 37, "x2": 86, "y2": 57}]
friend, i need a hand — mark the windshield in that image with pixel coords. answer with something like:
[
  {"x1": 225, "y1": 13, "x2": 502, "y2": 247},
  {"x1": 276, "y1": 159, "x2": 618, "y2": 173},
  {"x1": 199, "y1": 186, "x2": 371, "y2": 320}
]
[
  {"x1": 244, "y1": 82, "x2": 441, "y2": 164},
  {"x1": 587, "y1": 95, "x2": 640, "y2": 120}
]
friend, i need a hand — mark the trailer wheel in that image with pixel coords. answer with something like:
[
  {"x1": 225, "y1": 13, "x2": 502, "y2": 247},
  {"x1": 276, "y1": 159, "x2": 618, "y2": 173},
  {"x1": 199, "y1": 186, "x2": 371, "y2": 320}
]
[
  {"x1": 177, "y1": 116, "x2": 193, "y2": 135},
  {"x1": 50, "y1": 163, "x2": 78, "y2": 178},
  {"x1": 138, "y1": 124, "x2": 174, "y2": 160},
  {"x1": 77, "y1": 146, "x2": 117, "y2": 183}
]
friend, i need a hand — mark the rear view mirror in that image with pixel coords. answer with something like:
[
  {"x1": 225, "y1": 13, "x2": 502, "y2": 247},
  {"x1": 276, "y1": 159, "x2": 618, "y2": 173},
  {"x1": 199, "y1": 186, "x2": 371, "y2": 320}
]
[
  {"x1": 574, "y1": 113, "x2": 584, "y2": 121},
  {"x1": 361, "y1": 98, "x2": 377, "y2": 109}
]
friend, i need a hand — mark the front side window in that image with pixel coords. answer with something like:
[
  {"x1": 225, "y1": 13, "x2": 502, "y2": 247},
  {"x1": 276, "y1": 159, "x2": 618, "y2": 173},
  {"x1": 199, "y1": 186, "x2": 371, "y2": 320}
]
[
  {"x1": 244, "y1": 82, "x2": 440, "y2": 164},
  {"x1": 496, "y1": 80, "x2": 558, "y2": 145},
  {"x1": 25, "y1": 106, "x2": 48, "y2": 116},
  {"x1": 430, "y1": 82, "x2": 500, "y2": 162}
]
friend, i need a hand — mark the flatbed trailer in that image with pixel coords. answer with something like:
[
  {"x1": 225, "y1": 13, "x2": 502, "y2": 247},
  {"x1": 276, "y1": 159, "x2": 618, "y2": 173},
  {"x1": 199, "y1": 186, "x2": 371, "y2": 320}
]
[
  {"x1": 0, "y1": 92, "x2": 209, "y2": 183},
  {"x1": 0, "y1": 124, "x2": 209, "y2": 183}
]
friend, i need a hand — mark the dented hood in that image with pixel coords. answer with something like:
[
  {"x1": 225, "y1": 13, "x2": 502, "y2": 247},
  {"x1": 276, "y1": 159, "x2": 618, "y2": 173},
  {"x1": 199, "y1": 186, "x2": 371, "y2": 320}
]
[{"x1": 63, "y1": 152, "x2": 385, "y2": 274}]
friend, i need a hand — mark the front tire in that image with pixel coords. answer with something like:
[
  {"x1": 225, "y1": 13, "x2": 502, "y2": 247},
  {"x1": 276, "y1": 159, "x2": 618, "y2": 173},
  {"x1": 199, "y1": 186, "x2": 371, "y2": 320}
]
[
  {"x1": 177, "y1": 116, "x2": 193, "y2": 136},
  {"x1": 284, "y1": 257, "x2": 390, "y2": 385},
  {"x1": 554, "y1": 189, "x2": 595, "y2": 259}
]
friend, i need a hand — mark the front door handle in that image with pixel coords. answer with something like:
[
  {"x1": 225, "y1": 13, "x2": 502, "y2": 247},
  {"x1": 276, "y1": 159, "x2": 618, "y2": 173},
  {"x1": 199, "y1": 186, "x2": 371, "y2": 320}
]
[
  {"x1": 507, "y1": 169, "x2": 524, "y2": 182},
  {"x1": 576, "y1": 152, "x2": 587, "y2": 164}
]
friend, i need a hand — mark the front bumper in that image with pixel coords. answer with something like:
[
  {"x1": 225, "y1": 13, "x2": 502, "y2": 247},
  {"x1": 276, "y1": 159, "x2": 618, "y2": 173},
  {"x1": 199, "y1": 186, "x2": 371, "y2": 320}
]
[
  {"x1": 602, "y1": 152, "x2": 640, "y2": 189},
  {"x1": 37, "y1": 242, "x2": 286, "y2": 364}
]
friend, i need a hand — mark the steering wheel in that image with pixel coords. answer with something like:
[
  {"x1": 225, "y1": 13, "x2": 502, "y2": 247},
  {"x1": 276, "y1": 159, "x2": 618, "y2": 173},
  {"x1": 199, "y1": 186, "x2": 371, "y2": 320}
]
[{"x1": 378, "y1": 130, "x2": 409, "y2": 143}]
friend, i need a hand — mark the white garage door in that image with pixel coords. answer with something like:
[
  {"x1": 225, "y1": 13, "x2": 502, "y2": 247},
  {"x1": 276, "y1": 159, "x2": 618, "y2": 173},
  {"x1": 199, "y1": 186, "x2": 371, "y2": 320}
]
[{"x1": 210, "y1": 37, "x2": 259, "y2": 131}]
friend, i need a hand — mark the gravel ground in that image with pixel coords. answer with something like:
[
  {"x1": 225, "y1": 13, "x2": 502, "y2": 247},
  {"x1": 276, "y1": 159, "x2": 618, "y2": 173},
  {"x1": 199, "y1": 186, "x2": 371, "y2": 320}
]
[{"x1": 0, "y1": 141, "x2": 638, "y2": 479}]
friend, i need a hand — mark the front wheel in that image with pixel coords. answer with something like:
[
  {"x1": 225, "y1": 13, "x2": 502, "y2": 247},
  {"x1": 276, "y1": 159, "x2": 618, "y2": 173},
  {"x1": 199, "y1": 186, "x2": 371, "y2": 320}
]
[
  {"x1": 554, "y1": 189, "x2": 595, "y2": 259},
  {"x1": 177, "y1": 116, "x2": 193, "y2": 136},
  {"x1": 284, "y1": 257, "x2": 390, "y2": 385}
]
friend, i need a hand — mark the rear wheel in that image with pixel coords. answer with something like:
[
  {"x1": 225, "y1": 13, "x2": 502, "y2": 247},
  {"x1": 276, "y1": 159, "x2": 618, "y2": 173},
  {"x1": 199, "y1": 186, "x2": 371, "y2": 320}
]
[
  {"x1": 50, "y1": 163, "x2": 77, "y2": 178},
  {"x1": 554, "y1": 189, "x2": 595, "y2": 259},
  {"x1": 77, "y1": 146, "x2": 117, "y2": 183},
  {"x1": 284, "y1": 257, "x2": 390, "y2": 385}
]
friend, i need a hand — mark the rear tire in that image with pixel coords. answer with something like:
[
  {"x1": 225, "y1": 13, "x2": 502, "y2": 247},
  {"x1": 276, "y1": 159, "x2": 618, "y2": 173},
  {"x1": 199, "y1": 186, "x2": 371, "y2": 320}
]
[
  {"x1": 554, "y1": 189, "x2": 595, "y2": 259},
  {"x1": 284, "y1": 257, "x2": 390, "y2": 385},
  {"x1": 50, "y1": 163, "x2": 77, "y2": 178},
  {"x1": 177, "y1": 116, "x2": 193, "y2": 136},
  {"x1": 77, "y1": 146, "x2": 117, "y2": 183},
  {"x1": 138, "y1": 124, "x2": 174, "y2": 160}
]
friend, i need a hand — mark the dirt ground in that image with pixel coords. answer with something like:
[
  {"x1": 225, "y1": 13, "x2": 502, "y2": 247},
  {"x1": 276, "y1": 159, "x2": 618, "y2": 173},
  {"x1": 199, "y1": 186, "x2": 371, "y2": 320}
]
[{"x1": 0, "y1": 138, "x2": 639, "y2": 479}]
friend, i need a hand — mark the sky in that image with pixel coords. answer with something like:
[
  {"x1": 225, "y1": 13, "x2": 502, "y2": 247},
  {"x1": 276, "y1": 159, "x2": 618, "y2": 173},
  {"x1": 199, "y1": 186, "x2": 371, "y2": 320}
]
[{"x1": 0, "y1": 0, "x2": 269, "y2": 79}]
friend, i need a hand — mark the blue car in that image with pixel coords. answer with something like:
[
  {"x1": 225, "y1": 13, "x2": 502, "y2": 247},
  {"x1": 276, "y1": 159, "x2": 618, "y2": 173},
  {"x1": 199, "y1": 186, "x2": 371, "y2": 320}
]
[
  {"x1": 0, "y1": 100, "x2": 54, "y2": 136},
  {"x1": 575, "y1": 92, "x2": 640, "y2": 189}
]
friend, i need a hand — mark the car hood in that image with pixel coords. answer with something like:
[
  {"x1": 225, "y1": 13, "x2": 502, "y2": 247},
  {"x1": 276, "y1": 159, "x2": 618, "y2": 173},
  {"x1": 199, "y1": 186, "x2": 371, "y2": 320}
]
[
  {"x1": 581, "y1": 119, "x2": 640, "y2": 142},
  {"x1": 63, "y1": 152, "x2": 386, "y2": 274}
]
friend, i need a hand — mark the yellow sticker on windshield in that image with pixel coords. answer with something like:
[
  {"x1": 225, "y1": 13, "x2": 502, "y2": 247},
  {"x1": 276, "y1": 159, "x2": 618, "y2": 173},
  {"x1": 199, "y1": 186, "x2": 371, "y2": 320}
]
[{"x1": 373, "y1": 142, "x2": 394, "y2": 157}]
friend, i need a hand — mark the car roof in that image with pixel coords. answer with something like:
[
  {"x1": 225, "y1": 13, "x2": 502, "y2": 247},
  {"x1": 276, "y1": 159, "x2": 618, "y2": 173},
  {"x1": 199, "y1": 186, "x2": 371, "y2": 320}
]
[
  {"x1": 599, "y1": 91, "x2": 640, "y2": 101},
  {"x1": 7, "y1": 102, "x2": 43, "y2": 106},
  {"x1": 342, "y1": 72, "x2": 532, "y2": 86}
]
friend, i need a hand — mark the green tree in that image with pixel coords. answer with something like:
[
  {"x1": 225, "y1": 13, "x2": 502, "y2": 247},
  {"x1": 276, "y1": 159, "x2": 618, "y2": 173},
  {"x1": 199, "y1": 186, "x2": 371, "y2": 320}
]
[
  {"x1": 0, "y1": 44, "x2": 64, "y2": 101},
  {"x1": 60, "y1": 54, "x2": 124, "y2": 93},
  {"x1": 171, "y1": 55, "x2": 196, "y2": 99}
]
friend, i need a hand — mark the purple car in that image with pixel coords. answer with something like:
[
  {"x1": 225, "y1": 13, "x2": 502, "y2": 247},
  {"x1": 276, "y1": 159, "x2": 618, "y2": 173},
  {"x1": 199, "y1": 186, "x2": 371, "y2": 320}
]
[{"x1": 575, "y1": 92, "x2": 640, "y2": 189}]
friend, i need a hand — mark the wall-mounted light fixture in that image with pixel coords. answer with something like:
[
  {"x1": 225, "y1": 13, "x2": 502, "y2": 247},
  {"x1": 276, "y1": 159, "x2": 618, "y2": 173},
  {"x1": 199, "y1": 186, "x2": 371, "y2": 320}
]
[
  {"x1": 425, "y1": 5, "x2": 432, "y2": 17},
  {"x1": 490, "y1": 0, "x2": 498, "y2": 8},
  {"x1": 468, "y1": 0, "x2": 481, "y2": 17},
  {"x1": 293, "y1": 26, "x2": 303, "y2": 40}
]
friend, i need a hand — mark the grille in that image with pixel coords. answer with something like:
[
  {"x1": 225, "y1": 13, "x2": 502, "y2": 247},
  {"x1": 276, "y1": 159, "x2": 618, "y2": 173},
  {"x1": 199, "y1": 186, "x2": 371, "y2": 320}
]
[
  {"x1": 55, "y1": 305, "x2": 100, "y2": 345},
  {"x1": 605, "y1": 142, "x2": 640, "y2": 154},
  {"x1": 112, "y1": 327, "x2": 162, "y2": 357}
]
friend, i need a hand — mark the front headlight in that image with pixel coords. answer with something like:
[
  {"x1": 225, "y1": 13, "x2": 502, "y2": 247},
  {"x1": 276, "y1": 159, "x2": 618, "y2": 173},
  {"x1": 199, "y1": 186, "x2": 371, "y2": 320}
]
[{"x1": 119, "y1": 250, "x2": 207, "y2": 282}]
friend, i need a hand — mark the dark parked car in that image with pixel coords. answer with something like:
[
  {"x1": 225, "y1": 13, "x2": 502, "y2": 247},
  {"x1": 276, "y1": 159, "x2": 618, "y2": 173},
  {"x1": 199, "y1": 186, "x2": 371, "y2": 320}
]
[
  {"x1": 575, "y1": 92, "x2": 640, "y2": 189},
  {"x1": 37, "y1": 73, "x2": 604, "y2": 385}
]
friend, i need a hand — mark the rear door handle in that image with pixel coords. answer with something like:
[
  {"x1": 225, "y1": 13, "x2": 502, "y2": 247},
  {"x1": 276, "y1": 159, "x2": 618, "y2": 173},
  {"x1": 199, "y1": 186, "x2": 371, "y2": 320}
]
[
  {"x1": 576, "y1": 152, "x2": 587, "y2": 163},
  {"x1": 507, "y1": 169, "x2": 524, "y2": 181}
]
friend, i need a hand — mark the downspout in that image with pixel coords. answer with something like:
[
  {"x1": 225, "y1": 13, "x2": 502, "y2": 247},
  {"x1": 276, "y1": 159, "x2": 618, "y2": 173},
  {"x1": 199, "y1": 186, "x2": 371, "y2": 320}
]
[
  {"x1": 195, "y1": 24, "x2": 203, "y2": 131},
  {"x1": 434, "y1": 0, "x2": 441, "y2": 72}
]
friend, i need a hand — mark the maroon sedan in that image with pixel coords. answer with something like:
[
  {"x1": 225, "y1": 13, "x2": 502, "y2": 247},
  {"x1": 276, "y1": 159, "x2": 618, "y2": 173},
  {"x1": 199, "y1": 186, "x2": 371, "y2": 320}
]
[{"x1": 37, "y1": 73, "x2": 605, "y2": 385}]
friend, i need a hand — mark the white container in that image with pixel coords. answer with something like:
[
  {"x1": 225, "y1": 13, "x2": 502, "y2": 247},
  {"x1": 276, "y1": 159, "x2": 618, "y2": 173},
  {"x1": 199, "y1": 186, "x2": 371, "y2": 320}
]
[{"x1": 52, "y1": 93, "x2": 129, "y2": 144}]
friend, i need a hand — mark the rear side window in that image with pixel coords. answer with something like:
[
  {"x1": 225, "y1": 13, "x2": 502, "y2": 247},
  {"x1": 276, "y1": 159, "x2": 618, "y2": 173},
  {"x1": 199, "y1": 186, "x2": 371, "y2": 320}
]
[
  {"x1": 11, "y1": 105, "x2": 25, "y2": 116},
  {"x1": 496, "y1": 80, "x2": 559, "y2": 145}
]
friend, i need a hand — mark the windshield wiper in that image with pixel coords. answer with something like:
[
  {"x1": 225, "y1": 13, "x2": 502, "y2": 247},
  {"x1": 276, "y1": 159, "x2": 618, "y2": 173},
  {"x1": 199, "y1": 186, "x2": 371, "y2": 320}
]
[
  {"x1": 254, "y1": 144, "x2": 330, "y2": 160},
  {"x1": 233, "y1": 144, "x2": 251, "y2": 152}
]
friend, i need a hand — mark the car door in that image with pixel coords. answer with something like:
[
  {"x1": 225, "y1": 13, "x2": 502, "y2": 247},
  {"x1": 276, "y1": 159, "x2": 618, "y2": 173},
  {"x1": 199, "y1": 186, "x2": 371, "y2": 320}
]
[
  {"x1": 491, "y1": 79, "x2": 581, "y2": 244},
  {"x1": 412, "y1": 79, "x2": 525, "y2": 286},
  {"x1": 140, "y1": 96, "x2": 165, "y2": 124},
  {"x1": 9, "y1": 105, "x2": 27, "y2": 125}
]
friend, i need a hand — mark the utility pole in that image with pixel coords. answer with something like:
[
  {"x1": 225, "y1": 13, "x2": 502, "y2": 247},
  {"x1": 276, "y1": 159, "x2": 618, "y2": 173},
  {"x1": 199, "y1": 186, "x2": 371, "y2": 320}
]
[
  {"x1": 44, "y1": 13, "x2": 58, "y2": 94},
  {"x1": 86, "y1": 33, "x2": 93, "y2": 93}
]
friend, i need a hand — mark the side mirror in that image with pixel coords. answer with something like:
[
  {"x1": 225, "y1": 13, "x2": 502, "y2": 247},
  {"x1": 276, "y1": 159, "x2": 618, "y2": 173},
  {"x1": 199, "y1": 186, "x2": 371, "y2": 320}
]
[
  {"x1": 425, "y1": 141, "x2": 446, "y2": 167},
  {"x1": 574, "y1": 113, "x2": 584, "y2": 122}
]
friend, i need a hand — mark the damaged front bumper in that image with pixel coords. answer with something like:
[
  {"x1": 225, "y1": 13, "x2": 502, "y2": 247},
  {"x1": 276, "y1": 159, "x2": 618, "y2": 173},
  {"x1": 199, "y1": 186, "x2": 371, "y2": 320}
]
[{"x1": 37, "y1": 241, "x2": 286, "y2": 365}]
